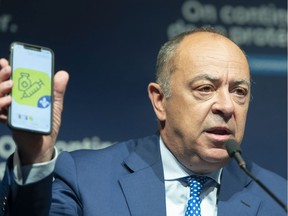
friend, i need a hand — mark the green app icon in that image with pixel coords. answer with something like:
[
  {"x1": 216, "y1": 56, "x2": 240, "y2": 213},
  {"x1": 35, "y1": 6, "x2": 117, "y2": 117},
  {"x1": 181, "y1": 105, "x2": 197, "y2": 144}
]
[{"x1": 12, "y1": 68, "x2": 51, "y2": 107}]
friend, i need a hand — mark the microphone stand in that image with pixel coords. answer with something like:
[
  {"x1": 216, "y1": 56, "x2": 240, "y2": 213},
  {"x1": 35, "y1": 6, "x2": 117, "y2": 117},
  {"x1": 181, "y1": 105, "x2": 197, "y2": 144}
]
[
  {"x1": 240, "y1": 163, "x2": 288, "y2": 213},
  {"x1": 225, "y1": 139, "x2": 288, "y2": 213}
]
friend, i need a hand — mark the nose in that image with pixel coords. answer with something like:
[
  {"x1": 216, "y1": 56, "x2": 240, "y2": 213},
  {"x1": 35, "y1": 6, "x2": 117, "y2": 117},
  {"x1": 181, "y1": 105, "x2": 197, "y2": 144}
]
[{"x1": 211, "y1": 90, "x2": 235, "y2": 121}]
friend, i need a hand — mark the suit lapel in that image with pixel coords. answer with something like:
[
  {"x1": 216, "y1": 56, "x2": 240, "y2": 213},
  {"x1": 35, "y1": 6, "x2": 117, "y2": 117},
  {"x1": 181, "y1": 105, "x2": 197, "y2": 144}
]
[
  {"x1": 119, "y1": 135, "x2": 166, "y2": 216},
  {"x1": 218, "y1": 160, "x2": 261, "y2": 215},
  {"x1": 118, "y1": 136, "x2": 263, "y2": 216}
]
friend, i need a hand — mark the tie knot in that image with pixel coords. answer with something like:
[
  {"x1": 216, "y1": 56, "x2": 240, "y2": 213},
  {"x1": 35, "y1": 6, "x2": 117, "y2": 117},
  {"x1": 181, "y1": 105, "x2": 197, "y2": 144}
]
[
  {"x1": 187, "y1": 176, "x2": 208, "y2": 197},
  {"x1": 189, "y1": 175, "x2": 208, "y2": 185}
]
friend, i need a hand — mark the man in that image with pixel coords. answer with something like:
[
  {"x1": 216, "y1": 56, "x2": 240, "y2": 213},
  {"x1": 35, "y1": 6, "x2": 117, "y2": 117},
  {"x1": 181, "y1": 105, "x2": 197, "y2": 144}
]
[{"x1": 0, "y1": 27, "x2": 287, "y2": 215}]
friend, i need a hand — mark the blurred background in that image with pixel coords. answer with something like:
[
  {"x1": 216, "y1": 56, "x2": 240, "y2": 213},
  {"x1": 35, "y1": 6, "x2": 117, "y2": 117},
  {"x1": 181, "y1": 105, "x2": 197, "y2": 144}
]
[{"x1": 0, "y1": 0, "x2": 287, "y2": 180}]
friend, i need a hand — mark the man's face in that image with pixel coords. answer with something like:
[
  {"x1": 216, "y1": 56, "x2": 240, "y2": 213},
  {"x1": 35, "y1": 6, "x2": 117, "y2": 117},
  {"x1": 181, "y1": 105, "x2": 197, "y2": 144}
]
[{"x1": 161, "y1": 33, "x2": 250, "y2": 173}]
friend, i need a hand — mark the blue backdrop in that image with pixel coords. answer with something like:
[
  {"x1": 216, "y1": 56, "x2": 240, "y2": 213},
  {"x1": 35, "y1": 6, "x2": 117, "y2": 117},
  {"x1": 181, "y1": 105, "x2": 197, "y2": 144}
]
[{"x1": 0, "y1": 0, "x2": 286, "y2": 180}]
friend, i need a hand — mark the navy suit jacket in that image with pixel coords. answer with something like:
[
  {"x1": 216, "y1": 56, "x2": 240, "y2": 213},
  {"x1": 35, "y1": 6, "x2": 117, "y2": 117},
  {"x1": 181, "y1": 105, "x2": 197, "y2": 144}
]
[{"x1": 2, "y1": 135, "x2": 287, "y2": 215}]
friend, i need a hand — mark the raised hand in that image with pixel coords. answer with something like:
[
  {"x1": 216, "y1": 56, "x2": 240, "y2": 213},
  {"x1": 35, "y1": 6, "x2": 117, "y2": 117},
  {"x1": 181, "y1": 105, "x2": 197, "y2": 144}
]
[{"x1": 0, "y1": 58, "x2": 69, "y2": 165}]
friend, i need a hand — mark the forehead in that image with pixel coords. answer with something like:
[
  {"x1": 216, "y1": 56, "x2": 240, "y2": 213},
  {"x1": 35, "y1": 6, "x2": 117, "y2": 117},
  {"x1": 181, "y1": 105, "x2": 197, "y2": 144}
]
[{"x1": 173, "y1": 32, "x2": 250, "y2": 81}]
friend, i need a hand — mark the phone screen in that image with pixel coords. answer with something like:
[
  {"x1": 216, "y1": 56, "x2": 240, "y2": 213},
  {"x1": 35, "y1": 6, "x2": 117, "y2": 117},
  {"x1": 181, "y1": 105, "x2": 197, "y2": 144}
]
[{"x1": 8, "y1": 42, "x2": 54, "y2": 134}]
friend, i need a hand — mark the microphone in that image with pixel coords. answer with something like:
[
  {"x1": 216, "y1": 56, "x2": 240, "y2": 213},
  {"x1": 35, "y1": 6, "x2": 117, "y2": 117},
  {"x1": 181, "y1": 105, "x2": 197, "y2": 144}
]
[
  {"x1": 225, "y1": 139, "x2": 288, "y2": 213},
  {"x1": 225, "y1": 139, "x2": 246, "y2": 168}
]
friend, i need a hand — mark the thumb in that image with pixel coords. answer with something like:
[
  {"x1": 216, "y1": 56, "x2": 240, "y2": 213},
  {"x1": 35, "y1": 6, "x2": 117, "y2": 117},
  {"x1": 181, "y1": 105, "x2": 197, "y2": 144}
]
[
  {"x1": 54, "y1": 70, "x2": 69, "y2": 100},
  {"x1": 51, "y1": 70, "x2": 69, "y2": 139}
]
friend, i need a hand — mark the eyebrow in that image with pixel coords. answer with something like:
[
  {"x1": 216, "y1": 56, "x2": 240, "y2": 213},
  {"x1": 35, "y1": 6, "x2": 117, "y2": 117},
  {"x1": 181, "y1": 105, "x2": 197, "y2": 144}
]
[
  {"x1": 189, "y1": 74, "x2": 218, "y2": 83},
  {"x1": 188, "y1": 74, "x2": 251, "y2": 87},
  {"x1": 233, "y1": 79, "x2": 251, "y2": 87}
]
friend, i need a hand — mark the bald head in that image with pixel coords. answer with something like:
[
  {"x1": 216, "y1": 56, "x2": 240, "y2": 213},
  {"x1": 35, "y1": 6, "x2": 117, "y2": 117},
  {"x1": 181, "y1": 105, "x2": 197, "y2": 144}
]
[{"x1": 156, "y1": 28, "x2": 249, "y2": 98}]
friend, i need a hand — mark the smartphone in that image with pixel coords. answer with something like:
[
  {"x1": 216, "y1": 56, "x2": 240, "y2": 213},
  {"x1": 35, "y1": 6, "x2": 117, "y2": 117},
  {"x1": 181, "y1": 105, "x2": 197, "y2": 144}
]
[{"x1": 8, "y1": 42, "x2": 54, "y2": 134}]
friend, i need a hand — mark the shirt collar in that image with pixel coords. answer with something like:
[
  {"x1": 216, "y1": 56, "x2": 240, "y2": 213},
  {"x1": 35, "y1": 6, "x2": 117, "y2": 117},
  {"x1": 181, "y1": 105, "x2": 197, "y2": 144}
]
[{"x1": 159, "y1": 136, "x2": 222, "y2": 184}]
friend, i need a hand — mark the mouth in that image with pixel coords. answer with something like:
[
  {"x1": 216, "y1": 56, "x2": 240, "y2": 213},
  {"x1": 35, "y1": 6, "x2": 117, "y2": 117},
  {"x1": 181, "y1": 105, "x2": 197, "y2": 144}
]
[
  {"x1": 204, "y1": 127, "x2": 233, "y2": 142},
  {"x1": 205, "y1": 127, "x2": 232, "y2": 135}
]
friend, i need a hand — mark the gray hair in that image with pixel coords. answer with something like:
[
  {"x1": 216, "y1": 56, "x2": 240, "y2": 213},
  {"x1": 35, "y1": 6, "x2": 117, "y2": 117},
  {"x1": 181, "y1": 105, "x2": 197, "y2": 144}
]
[{"x1": 155, "y1": 26, "x2": 227, "y2": 98}]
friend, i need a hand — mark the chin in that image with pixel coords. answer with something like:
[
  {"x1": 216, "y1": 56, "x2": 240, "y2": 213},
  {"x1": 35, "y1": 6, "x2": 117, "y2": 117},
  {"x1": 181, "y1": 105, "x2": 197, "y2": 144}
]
[{"x1": 203, "y1": 148, "x2": 230, "y2": 164}]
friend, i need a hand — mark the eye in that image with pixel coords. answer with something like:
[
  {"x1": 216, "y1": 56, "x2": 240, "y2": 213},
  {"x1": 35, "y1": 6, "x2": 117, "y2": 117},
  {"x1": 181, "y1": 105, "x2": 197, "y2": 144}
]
[
  {"x1": 192, "y1": 84, "x2": 215, "y2": 101},
  {"x1": 232, "y1": 87, "x2": 249, "y2": 104},
  {"x1": 234, "y1": 87, "x2": 248, "y2": 97},
  {"x1": 197, "y1": 85, "x2": 214, "y2": 93}
]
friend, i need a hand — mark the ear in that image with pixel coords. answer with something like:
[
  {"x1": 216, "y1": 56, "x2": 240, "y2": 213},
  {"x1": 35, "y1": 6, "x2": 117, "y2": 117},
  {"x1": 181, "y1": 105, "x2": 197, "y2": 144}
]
[{"x1": 148, "y1": 82, "x2": 166, "y2": 121}]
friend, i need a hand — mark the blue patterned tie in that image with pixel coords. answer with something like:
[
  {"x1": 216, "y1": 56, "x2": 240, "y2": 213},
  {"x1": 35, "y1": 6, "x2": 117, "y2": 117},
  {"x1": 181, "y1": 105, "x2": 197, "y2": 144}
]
[{"x1": 184, "y1": 176, "x2": 208, "y2": 216}]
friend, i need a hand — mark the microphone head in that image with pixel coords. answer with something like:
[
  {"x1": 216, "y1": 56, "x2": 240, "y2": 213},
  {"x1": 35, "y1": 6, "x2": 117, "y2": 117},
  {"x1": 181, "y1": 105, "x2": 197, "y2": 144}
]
[{"x1": 225, "y1": 139, "x2": 242, "y2": 158}]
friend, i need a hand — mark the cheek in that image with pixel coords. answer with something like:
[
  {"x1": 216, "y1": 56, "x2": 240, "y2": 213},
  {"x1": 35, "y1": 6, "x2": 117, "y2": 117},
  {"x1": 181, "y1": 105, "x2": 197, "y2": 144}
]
[
  {"x1": 234, "y1": 108, "x2": 249, "y2": 139},
  {"x1": 171, "y1": 102, "x2": 209, "y2": 129},
  {"x1": 164, "y1": 91, "x2": 213, "y2": 134}
]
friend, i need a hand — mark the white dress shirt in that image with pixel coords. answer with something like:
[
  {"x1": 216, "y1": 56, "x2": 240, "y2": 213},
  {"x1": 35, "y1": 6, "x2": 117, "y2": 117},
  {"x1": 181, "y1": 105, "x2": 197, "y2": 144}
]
[
  {"x1": 13, "y1": 148, "x2": 57, "y2": 185},
  {"x1": 160, "y1": 137, "x2": 221, "y2": 216}
]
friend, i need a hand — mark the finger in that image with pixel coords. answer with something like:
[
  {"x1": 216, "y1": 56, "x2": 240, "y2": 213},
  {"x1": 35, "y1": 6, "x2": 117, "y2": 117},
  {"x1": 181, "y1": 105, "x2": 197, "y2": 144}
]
[
  {"x1": 0, "y1": 79, "x2": 13, "y2": 97},
  {"x1": 0, "y1": 106, "x2": 8, "y2": 123},
  {"x1": 0, "y1": 64, "x2": 12, "y2": 82},
  {"x1": 54, "y1": 70, "x2": 69, "y2": 100},
  {"x1": 53, "y1": 70, "x2": 69, "y2": 115},
  {"x1": 53, "y1": 70, "x2": 69, "y2": 113},
  {"x1": 0, "y1": 58, "x2": 9, "y2": 68},
  {"x1": 51, "y1": 70, "x2": 69, "y2": 137},
  {"x1": 0, "y1": 95, "x2": 11, "y2": 122},
  {"x1": 0, "y1": 94, "x2": 11, "y2": 108},
  {"x1": 0, "y1": 95, "x2": 10, "y2": 108}
]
